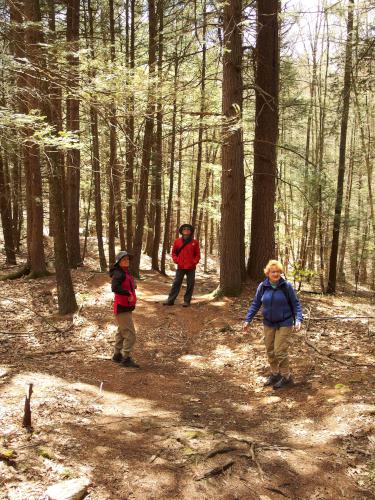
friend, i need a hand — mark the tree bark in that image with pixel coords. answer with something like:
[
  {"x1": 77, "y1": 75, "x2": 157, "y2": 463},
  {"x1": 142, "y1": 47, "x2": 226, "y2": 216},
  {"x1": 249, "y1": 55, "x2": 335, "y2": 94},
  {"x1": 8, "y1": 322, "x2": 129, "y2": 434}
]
[
  {"x1": 327, "y1": 0, "x2": 354, "y2": 293},
  {"x1": 22, "y1": 0, "x2": 48, "y2": 278},
  {"x1": 65, "y1": 0, "x2": 81, "y2": 268},
  {"x1": 131, "y1": 0, "x2": 157, "y2": 277},
  {"x1": 220, "y1": 0, "x2": 245, "y2": 296},
  {"x1": 0, "y1": 155, "x2": 16, "y2": 264},
  {"x1": 151, "y1": 0, "x2": 164, "y2": 271},
  {"x1": 191, "y1": 3, "x2": 207, "y2": 229},
  {"x1": 247, "y1": 0, "x2": 280, "y2": 281},
  {"x1": 125, "y1": 0, "x2": 135, "y2": 251},
  {"x1": 87, "y1": 0, "x2": 107, "y2": 271}
]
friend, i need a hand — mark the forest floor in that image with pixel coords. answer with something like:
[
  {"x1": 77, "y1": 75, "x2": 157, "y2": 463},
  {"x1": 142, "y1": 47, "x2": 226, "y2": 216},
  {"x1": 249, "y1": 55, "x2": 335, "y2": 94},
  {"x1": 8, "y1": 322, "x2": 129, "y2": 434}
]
[{"x1": 0, "y1": 255, "x2": 375, "y2": 499}]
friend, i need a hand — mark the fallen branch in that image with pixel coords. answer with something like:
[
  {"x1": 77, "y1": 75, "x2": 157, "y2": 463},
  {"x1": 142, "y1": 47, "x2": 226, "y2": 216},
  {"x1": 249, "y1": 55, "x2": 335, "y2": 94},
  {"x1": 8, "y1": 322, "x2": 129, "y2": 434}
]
[
  {"x1": 195, "y1": 459, "x2": 235, "y2": 481},
  {"x1": 0, "y1": 331, "x2": 31, "y2": 336},
  {"x1": 0, "y1": 296, "x2": 69, "y2": 334},
  {"x1": 304, "y1": 339, "x2": 349, "y2": 366},
  {"x1": 265, "y1": 486, "x2": 289, "y2": 498},
  {"x1": 25, "y1": 348, "x2": 83, "y2": 358},
  {"x1": 205, "y1": 446, "x2": 237, "y2": 460},
  {"x1": 308, "y1": 316, "x2": 375, "y2": 321},
  {"x1": 0, "y1": 326, "x2": 74, "y2": 336}
]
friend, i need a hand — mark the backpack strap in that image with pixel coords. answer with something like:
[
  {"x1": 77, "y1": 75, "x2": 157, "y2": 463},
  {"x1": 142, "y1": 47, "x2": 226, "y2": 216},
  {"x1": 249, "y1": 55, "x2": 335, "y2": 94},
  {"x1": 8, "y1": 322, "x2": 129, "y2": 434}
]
[
  {"x1": 261, "y1": 281, "x2": 296, "y2": 325},
  {"x1": 175, "y1": 239, "x2": 191, "y2": 256},
  {"x1": 280, "y1": 282, "x2": 296, "y2": 325}
]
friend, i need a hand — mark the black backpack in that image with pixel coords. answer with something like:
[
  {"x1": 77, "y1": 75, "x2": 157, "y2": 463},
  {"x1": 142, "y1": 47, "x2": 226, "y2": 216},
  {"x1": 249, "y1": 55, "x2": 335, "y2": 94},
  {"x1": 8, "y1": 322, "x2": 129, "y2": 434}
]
[{"x1": 259, "y1": 281, "x2": 296, "y2": 325}]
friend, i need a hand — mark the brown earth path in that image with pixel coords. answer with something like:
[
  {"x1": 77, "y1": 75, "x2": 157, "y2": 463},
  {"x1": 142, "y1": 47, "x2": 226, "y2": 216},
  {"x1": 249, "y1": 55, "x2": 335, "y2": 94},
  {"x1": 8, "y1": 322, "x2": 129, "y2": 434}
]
[{"x1": 0, "y1": 268, "x2": 374, "y2": 499}]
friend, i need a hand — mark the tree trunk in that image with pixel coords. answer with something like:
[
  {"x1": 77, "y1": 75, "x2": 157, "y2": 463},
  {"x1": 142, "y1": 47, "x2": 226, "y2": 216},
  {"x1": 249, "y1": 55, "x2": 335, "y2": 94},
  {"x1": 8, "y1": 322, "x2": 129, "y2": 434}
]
[
  {"x1": 131, "y1": 0, "x2": 157, "y2": 277},
  {"x1": 338, "y1": 125, "x2": 355, "y2": 278},
  {"x1": 151, "y1": 0, "x2": 164, "y2": 271},
  {"x1": 22, "y1": 0, "x2": 48, "y2": 278},
  {"x1": 247, "y1": 0, "x2": 280, "y2": 281},
  {"x1": 66, "y1": 0, "x2": 81, "y2": 268},
  {"x1": 11, "y1": 155, "x2": 22, "y2": 251},
  {"x1": 220, "y1": 0, "x2": 245, "y2": 296},
  {"x1": 0, "y1": 155, "x2": 16, "y2": 264},
  {"x1": 161, "y1": 45, "x2": 178, "y2": 275},
  {"x1": 191, "y1": 3, "x2": 207, "y2": 229},
  {"x1": 125, "y1": 0, "x2": 135, "y2": 251},
  {"x1": 109, "y1": 0, "x2": 126, "y2": 252},
  {"x1": 87, "y1": 0, "x2": 107, "y2": 271},
  {"x1": 175, "y1": 106, "x2": 183, "y2": 239},
  {"x1": 44, "y1": 0, "x2": 78, "y2": 313},
  {"x1": 327, "y1": 0, "x2": 354, "y2": 293}
]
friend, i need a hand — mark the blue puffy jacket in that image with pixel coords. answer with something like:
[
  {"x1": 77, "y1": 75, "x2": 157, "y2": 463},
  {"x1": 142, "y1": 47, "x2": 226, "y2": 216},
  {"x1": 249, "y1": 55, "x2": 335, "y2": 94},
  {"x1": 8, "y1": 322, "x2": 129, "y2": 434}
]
[{"x1": 245, "y1": 277, "x2": 303, "y2": 327}]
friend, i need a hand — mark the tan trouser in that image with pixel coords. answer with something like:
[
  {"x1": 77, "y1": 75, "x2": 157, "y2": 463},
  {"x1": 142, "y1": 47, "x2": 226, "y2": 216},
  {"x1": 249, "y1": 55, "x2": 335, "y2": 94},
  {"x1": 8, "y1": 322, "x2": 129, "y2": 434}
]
[
  {"x1": 263, "y1": 325, "x2": 292, "y2": 377},
  {"x1": 114, "y1": 312, "x2": 136, "y2": 357}
]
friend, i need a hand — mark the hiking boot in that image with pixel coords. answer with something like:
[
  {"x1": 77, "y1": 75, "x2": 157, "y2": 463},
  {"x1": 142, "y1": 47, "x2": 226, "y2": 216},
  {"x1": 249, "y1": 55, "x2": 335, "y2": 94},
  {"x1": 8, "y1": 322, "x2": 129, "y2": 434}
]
[
  {"x1": 264, "y1": 373, "x2": 281, "y2": 387},
  {"x1": 121, "y1": 357, "x2": 140, "y2": 368},
  {"x1": 273, "y1": 376, "x2": 293, "y2": 389},
  {"x1": 163, "y1": 301, "x2": 174, "y2": 306},
  {"x1": 182, "y1": 302, "x2": 190, "y2": 307},
  {"x1": 112, "y1": 353, "x2": 122, "y2": 363}
]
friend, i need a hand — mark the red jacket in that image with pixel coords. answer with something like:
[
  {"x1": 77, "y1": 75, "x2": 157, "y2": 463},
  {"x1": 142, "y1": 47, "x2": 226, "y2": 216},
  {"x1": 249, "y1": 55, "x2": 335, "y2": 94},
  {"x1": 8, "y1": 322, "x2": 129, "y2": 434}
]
[
  {"x1": 111, "y1": 268, "x2": 137, "y2": 314},
  {"x1": 172, "y1": 238, "x2": 201, "y2": 270}
]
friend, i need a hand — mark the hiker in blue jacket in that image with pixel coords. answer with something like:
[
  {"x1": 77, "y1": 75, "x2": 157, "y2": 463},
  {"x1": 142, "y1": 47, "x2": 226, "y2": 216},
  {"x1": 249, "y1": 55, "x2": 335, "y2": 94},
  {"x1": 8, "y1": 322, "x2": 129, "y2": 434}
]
[{"x1": 243, "y1": 259, "x2": 303, "y2": 389}]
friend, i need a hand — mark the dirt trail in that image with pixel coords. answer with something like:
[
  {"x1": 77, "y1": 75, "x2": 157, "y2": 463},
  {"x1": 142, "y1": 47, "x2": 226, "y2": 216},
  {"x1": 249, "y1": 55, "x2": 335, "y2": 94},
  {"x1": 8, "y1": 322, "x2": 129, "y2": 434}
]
[{"x1": 0, "y1": 268, "x2": 374, "y2": 499}]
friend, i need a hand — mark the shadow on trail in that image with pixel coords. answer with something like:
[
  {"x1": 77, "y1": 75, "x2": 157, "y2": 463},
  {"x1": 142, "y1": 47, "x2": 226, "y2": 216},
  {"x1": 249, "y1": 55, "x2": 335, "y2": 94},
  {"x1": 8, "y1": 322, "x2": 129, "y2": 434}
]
[{"x1": 1, "y1": 270, "x2": 373, "y2": 499}]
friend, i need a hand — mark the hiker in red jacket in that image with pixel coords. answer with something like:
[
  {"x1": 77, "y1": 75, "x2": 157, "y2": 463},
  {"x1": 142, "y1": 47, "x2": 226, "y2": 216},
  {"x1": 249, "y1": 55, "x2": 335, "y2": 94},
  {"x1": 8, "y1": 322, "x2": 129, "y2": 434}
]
[
  {"x1": 110, "y1": 251, "x2": 140, "y2": 368},
  {"x1": 163, "y1": 224, "x2": 201, "y2": 307}
]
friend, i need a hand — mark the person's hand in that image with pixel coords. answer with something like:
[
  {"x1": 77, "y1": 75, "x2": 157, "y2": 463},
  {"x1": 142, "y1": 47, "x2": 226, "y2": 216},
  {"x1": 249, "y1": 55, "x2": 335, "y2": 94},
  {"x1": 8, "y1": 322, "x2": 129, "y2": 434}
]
[
  {"x1": 128, "y1": 294, "x2": 134, "y2": 303},
  {"x1": 242, "y1": 321, "x2": 250, "y2": 333},
  {"x1": 294, "y1": 321, "x2": 302, "y2": 332}
]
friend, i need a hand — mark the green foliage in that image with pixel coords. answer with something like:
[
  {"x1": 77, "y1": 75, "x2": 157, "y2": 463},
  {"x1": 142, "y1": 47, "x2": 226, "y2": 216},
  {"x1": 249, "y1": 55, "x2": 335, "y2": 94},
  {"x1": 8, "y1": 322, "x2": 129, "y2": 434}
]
[{"x1": 291, "y1": 263, "x2": 316, "y2": 284}]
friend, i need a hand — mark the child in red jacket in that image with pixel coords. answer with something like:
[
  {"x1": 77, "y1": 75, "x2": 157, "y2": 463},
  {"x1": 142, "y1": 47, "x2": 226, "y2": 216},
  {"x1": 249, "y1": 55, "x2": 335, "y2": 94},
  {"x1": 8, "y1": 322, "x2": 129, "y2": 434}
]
[
  {"x1": 110, "y1": 251, "x2": 139, "y2": 368},
  {"x1": 163, "y1": 224, "x2": 201, "y2": 307}
]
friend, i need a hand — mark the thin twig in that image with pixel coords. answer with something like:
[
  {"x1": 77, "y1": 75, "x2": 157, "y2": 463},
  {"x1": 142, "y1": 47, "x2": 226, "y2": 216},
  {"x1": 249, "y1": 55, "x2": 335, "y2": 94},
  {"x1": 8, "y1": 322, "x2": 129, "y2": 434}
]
[
  {"x1": 25, "y1": 349, "x2": 83, "y2": 358},
  {"x1": 0, "y1": 295, "x2": 68, "y2": 333}
]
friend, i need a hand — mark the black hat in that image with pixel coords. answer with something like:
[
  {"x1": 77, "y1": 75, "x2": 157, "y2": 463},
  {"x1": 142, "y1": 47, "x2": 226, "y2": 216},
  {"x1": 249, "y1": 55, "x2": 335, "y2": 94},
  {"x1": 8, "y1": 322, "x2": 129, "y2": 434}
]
[
  {"x1": 114, "y1": 250, "x2": 133, "y2": 265},
  {"x1": 179, "y1": 224, "x2": 194, "y2": 235}
]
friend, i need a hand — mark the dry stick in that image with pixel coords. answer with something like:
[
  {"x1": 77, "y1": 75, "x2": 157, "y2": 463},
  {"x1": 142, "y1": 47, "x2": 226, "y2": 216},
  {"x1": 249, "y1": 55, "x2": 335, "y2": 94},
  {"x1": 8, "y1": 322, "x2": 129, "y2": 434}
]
[
  {"x1": 205, "y1": 446, "x2": 237, "y2": 460},
  {"x1": 195, "y1": 459, "x2": 235, "y2": 481},
  {"x1": 0, "y1": 296, "x2": 70, "y2": 334},
  {"x1": 0, "y1": 325, "x2": 74, "y2": 336},
  {"x1": 22, "y1": 383, "x2": 33, "y2": 432},
  {"x1": 303, "y1": 311, "x2": 371, "y2": 367},
  {"x1": 25, "y1": 348, "x2": 83, "y2": 358}
]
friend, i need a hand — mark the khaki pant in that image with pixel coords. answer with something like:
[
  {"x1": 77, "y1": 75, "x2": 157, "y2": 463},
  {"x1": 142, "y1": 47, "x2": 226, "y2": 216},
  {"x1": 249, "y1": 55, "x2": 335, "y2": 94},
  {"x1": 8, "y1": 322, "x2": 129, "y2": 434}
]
[
  {"x1": 114, "y1": 312, "x2": 136, "y2": 357},
  {"x1": 263, "y1": 325, "x2": 292, "y2": 377}
]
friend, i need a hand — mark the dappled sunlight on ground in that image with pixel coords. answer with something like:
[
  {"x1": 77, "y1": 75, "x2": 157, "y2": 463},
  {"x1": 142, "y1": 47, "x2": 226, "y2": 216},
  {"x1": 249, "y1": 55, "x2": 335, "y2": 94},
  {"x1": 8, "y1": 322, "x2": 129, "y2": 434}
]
[{"x1": 0, "y1": 265, "x2": 374, "y2": 498}]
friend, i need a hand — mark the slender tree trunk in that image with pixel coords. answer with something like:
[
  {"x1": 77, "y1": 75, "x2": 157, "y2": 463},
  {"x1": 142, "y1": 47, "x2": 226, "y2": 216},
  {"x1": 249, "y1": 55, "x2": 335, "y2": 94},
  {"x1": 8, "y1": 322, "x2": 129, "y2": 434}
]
[
  {"x1": 151, "y1": 0, "x2": 164, "y2": 271},
  {"x1": 109, "y1": 0, "x2": 125, "y2": 251},
  {"x1": 327, "y1": 0, "x2": 354, "y2": 293},
  {"x1": 247, "y1": 0, "x2": 280, "y2": 281},
  {"x1": 8, "y1": 1, "x2": 25, "y2": 256},
  {"x1": 192, "y1": 3, "x2": 207, "y2": 228},
  {"x1": 0, "y1": 155, "x2": 16, "y2": 264},
  {"x1": 66, "y1": 0, "x2": 81, "y2": 268},
  {"x1": 11, "y1": 155, "x2": 22, "y2": 251},
  {"x1": 87, "y1": 0, "x2": 107, "y2": 271},
  {"x1": 175, "y1": 106, "x2": 183, "y2": 238},
  {"x1": 161, "y1": 46, "x2": 178, "y2": 275},
  {"x1": 125, "y1": 0, "x2": 135, "y2": 251},
  {"x1": 338, "y1": 125, "x2": 355, "y2": 277},
  {"x1": 131, "y1": 0, "x2": 157, "y2": 277}
]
